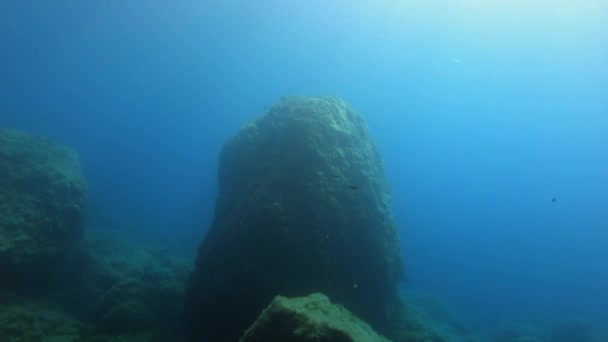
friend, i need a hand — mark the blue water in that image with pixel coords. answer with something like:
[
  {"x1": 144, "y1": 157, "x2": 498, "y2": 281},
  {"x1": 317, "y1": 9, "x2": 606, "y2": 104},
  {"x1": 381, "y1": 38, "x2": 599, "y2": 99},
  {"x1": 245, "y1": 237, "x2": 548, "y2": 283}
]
[{"x1": 2, "y1": 0, "x2": 607, "y2": 336}]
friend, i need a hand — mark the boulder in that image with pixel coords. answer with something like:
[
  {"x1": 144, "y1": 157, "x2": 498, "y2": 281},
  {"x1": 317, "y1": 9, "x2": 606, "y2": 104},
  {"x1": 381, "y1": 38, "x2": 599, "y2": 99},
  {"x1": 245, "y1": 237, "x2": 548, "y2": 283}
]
[
  {"x1": 185, "y1": 96, "x2": 405, "y2": 340},
  {"x1": 0, "y1": 129, "x2": 88, "y2": 292},
  {"x1": 241, "y1": 292, "x2": 391, "y2": 342}
]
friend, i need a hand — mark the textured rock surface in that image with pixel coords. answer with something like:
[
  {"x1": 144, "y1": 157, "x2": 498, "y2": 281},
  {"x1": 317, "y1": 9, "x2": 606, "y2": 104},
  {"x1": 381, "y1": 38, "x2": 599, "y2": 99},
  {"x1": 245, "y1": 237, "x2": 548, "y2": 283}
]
[
  {"x1": 0, "y1": 129, "x2": 88, "y2": 291},
  {"x1": 62, "y1": 228, "x2": 192, "y2": 336},
  {"x1": 0, "y1": 225, "x2": 192, "y2": 341},
  {"x1": 241, "y1": 292, "x2": 391, "y2": 342},
  {"x1": 186, "y1": 96, "x2": 405, "y2": 340},
  {"x1": 0, "y1": 297, "x2": 84, "y2": 341},
  {"x1": 94, "y1": 278, "x2": 165, "y2": 334}
]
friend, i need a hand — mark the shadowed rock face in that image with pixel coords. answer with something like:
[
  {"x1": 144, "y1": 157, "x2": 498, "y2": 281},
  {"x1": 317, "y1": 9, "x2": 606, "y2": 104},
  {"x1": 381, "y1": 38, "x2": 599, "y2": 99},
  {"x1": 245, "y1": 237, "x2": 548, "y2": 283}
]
[
  {"x1": 185, "y1": 96, "x2": 405, "y2": 341},
  {"x1": 0, "y1": 129, "x2": 88, "y2": 292}
]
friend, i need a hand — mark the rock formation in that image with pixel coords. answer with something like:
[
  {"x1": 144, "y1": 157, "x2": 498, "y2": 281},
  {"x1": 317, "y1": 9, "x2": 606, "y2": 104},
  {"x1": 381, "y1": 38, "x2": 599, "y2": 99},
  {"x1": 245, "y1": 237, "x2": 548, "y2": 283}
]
[
  {"x1": 185, "y1": 96, "x2": 405, "y2": 340},
  {"x1": 241, "y1": 293, "x2": 391, "y2": 342},
  {"x1": 0, "y1": 129, "x2": 88, "y2": 292}
]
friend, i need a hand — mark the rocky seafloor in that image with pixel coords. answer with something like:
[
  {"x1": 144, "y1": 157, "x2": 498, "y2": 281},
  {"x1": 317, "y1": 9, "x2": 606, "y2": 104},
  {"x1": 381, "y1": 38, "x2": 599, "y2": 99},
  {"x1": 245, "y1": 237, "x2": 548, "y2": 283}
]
[
  {"x1": 1, "y1": 228, "x2": 602, "y2": 341},
  {"x1": 1, "y1": 100, "x2": 604, "y2": 341},
  {"x1": 0, "y1": 223, "x2": 193, "y2": 341}
]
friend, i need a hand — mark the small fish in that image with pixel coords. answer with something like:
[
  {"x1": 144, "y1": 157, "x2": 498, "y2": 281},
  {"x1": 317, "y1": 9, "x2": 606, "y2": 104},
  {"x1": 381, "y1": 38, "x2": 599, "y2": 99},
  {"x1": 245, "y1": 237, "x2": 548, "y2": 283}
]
[
  {"x1": 347, "y1": 185, "x2": 359, "y2": 190},
  {"x1": 551, "y1": 197, "x2": 557, "y2": 203},
  {"x1": 331, "y1": 174, "x2": 341, "y2": 178}
]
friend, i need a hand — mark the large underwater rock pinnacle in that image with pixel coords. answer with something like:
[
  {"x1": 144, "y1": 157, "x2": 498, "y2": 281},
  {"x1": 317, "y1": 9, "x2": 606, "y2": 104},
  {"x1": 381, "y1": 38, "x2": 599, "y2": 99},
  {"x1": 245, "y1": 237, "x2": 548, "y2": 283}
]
[
  {"x1": 185, "y1": 96, "x2": 405, "y2": 340},
  {"x1": 0, "y1": 129, "x2": 88, "y2": 292}
]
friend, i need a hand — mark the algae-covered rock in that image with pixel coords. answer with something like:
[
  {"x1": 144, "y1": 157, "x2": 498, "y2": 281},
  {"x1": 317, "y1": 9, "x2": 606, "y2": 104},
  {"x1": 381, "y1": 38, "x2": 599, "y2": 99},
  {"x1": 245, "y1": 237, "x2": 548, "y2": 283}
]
[
  {"x1": 241, "y1": 292, "x2": 391, "y2": 342},
  {"x1": 0, "y1": 129, "x2": 88, "y2": 292},
  {"x1": 186, "y1": 96, "x2": 405, "y2": 340}
]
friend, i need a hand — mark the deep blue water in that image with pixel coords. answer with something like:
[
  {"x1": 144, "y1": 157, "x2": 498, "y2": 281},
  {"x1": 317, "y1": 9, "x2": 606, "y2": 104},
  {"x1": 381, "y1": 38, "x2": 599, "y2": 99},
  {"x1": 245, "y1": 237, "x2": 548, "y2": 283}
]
[{"x1": 2, "y1": 0, "x2": 607, "y2": 335}]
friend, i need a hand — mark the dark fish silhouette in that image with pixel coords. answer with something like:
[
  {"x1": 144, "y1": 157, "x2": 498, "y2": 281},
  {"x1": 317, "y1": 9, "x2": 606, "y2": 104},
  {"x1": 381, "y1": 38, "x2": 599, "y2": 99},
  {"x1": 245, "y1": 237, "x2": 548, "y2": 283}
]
[
  {"x1": 551, "y1": 197, "x2": 557, "y2": 203},
  {"x1": 347, "y1": 185, "x2": 359, "y2": 190},
  {"x1": 331, "y1": 174, "x2": 341, "y2": 178}
]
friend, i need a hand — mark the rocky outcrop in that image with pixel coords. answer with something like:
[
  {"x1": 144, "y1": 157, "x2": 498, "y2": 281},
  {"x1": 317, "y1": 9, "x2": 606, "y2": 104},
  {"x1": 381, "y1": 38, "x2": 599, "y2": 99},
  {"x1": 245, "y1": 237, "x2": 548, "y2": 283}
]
[
  {"x1": 185, "y1": 96, "x2": 405, "y2": 340},
  {"x1": 0, "y1": 129, "x2": 88, "y2": 292},
  {"x1": 241, "y1": 293, "x2": 391, "y2": 342}
]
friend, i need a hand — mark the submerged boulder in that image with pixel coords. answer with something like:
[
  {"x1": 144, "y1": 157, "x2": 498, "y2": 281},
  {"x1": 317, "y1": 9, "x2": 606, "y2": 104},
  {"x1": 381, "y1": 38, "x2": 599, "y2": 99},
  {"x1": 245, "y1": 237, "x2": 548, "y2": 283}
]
[
  {"x1": 0, "y1": 129, "x2": 87, "y2": 292},
  {"x1": 185, "y1": 96, "x2": 405, "y2": 340},
  {"x1": 241, "y1": 292, "x2": 391, "y2": 342}
]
